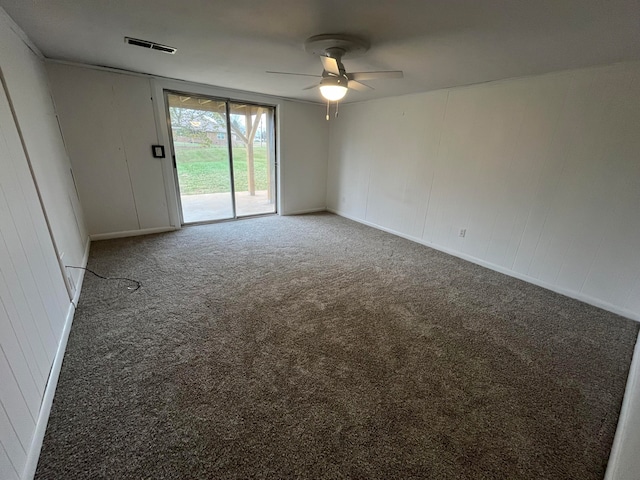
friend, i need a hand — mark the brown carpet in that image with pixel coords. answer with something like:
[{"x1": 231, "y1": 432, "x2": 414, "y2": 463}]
[{"x1": 36, "y1": 212, "x2": 639, "y2": 479}]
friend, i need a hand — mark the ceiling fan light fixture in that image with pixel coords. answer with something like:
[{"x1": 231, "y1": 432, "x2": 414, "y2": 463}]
[
  {"x1": 319, "y1": 76, "x2": 348, "y2": 101},
  {"x1": 320, "y1": 85, "x2": 348, "y2": 101}
]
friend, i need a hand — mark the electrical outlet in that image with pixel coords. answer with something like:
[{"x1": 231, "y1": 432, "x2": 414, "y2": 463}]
[{"x1": 459, "y1": 228, "x2": 466, "y2": 238}]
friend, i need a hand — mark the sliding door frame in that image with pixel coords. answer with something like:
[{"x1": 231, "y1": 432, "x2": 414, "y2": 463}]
[
  {"x1": 223, "y1": 98, "x2": 238, "y2": 220},
  {"x1": 163, "y1": 89, "x2": 277, "y2": 225}
]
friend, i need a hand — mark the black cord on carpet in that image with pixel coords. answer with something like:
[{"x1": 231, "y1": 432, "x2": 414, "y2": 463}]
[{"x1": 65, "y1": 266, "x2": 142, "y2": 292}]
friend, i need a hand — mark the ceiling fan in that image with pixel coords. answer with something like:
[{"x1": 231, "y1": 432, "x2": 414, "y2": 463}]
[{"x1": 267, "y1": 34, "x2": 403, "y2": 114}]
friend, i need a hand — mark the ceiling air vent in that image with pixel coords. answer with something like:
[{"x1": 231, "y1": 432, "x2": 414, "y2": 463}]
[
  {"x1": 125, "y1": 37, "x2": 177, "y2": 54},
  {"x1": 151, "y1": 44, "x2": 177, "y2": 54}
]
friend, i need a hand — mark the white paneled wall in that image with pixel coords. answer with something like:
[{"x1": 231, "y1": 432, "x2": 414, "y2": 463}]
[
  {"x1": 0, "y1": 11, "x2": 87, "y2": 296},
  {"x1": 0, "y1": 73, "x2": 70, "y2": 480},
  {"x1": 46, "y1": 63, "x2": 329, "y2": 237},
  {"x1": 328, "y1": 61, "x2": 640, "y2": 320},
  {"x1": 0, "y1": 11, "x2": 84, "y2": 479},
  {"x1": 46, "y1": 64, "x2": 170, "y2": 237}
]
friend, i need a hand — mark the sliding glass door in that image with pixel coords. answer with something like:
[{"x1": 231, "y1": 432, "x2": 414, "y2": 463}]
[
  {"x1": 166, "y1": 92, "x2": 276, "y2": 224},
  {"x1": 229, "y1": 102, "x2": 276, "y2": 217}
]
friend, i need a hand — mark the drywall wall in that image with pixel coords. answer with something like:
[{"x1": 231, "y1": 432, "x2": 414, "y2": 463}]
[
  {"x1": 327, "y1": 61, "x2": 640, "y2": 320},
  {"x1": 0, "y1": 10, "x2": 81, "y2": 479},
  {"x1": 279, "y1": 100, "x2": 329, "y2": 214},
  {"x1": 47, "y1": 63, "x2": 328, "y2": 237}
]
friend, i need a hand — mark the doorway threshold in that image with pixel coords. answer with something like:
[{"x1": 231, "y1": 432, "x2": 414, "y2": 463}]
[{"x1": 182, "y1": 212, "x2": 278, "y2": 228}]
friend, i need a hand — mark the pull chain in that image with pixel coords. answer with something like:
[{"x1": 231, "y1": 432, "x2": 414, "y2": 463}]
[{"x1": 325, "y1": 100, "x2": 341, "y2": 120}]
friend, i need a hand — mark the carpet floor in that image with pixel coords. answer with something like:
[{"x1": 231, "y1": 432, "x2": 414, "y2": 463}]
[{"x1": 36, "y1": 213, "x2": 639, "y2": 479}]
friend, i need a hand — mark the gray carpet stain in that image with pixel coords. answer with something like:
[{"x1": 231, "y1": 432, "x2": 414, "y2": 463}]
[{"x1": 36, "y1": 213, "x2": 638, "y2": 479}]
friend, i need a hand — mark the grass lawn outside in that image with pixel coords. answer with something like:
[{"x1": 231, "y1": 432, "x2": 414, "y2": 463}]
[{"x1": 176, "y1": 145, "x2": 270, "y2": 195}]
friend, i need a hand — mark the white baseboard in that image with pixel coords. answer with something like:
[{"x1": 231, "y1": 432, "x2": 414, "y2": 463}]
[
  {"x1": 282, "y1": 207, "x2": 327, "y2": 216},
  {"x1": 21, "y1": 246, "x2": 89, "y2": 480},
  {"x1": 89, "y1": 226, "x2": 176, "y2": 241},
  {"x1": 605, "y1": 332, "x2": 640, "y2": 480},
  {"x1": 327, "y1": 208, "x2": 640, "y2": 323}
]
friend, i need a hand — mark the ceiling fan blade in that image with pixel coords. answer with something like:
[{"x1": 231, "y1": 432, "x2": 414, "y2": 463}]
[
  {"x1": 347, "y1": 71, "x2": 404, "y2": 81},
  {"x1": 266, "y1": 71, "x2": 321, "y2": 78},
  {"x1": 320, "y1": 56, "x2": 340, "y2": 75},
  {"x1": 302, "y1": 84, "x2": 318, "y2": 90},
  {"x1": 348, "y1": 80, "x2": 373, "y2": 91}
]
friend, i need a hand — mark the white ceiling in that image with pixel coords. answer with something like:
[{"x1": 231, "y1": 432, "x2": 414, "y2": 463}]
[{"x1": 2, "y1": 0, "x2": 640, "y2": 104}]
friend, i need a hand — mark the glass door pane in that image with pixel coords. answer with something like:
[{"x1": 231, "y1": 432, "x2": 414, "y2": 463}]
[
  {"x1": 229, "y1": 103, "x2": 276, "y2": 217},
  {"x1": 167, "y1": 93, "x2": 234, "y2": 223}
]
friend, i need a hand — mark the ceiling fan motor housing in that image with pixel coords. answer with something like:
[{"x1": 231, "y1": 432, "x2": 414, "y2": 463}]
[
  {"x1": 320, "y1": 75, "x2": 347, "y2": 88},
  {"x1": 304, "y1": 34, "x2": 370, "y2": 59}
]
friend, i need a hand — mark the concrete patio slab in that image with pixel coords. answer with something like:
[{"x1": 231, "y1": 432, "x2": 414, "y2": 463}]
[{"x1": 180, "y1": 190, "x2": 275, "y2": 223}]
